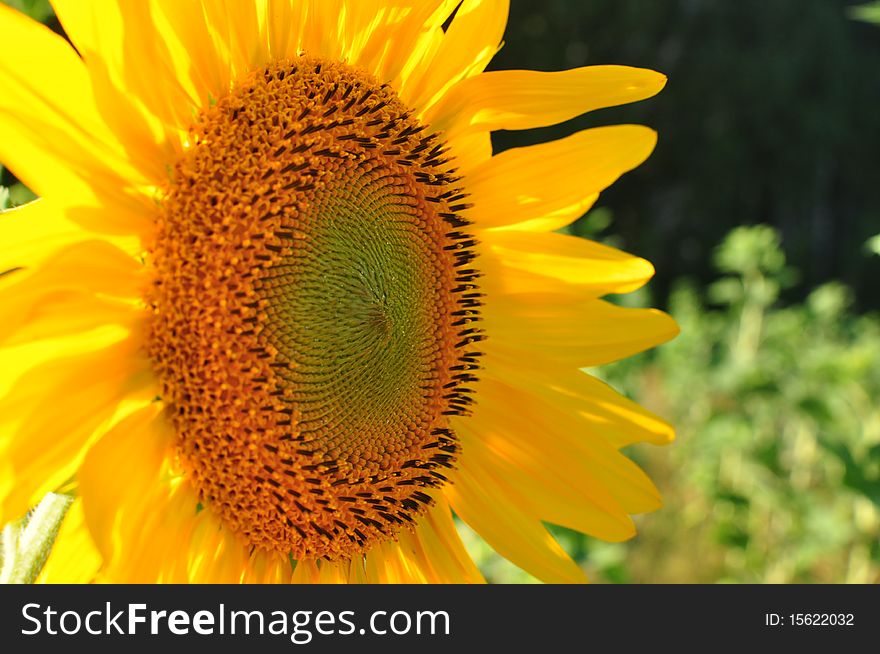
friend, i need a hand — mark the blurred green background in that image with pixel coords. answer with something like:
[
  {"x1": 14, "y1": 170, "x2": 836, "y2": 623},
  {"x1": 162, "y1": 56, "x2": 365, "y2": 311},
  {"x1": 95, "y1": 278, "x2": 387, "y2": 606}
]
[{"x1": 2, "y1": 0, "x2": 879, "y2": 583}]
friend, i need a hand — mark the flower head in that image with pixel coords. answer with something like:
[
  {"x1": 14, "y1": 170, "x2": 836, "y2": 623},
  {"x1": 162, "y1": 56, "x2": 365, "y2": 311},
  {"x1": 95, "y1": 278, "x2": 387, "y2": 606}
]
[{"x1": 0, "y1": 0, "x2": 677, "y2": 583}]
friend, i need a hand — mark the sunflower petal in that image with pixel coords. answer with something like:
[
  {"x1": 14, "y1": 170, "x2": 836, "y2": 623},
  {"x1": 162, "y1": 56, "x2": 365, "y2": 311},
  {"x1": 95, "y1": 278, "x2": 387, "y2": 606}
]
[
  {"x1": 456, "y1": 419, "x2": 636, "y2": 543},
  {"x1": 485, "y1": 296, "x2": 679, "y2": 367},
  {"x1": 98, "y1": 486, "x2": 190, "y2": 583},
  {"x1": 396, "y1": 501, "x2": 485, "y2": 583},
  {"x1": 370, "y1": 1, "x2": 451, "y2": 85},
  {"x1": 428, "y1": 65, "x2": 667, "y2": 137},
  {"x1": 201, "y1": 0, "x2": 266, "y2": 75},
  {"x1": 79, "y1": 407, "x2": 212, "y2": 583},
  {"x1": 241, "y1": 548, "x2": 290, "y2": 584},
  {"x1": 0, "y1": 336, "x2": 155, "y2": 524},
  {"x1": 298, "y1": 0, "x2": 347, "y2": 61},
  {"x1": 481, "y1": 229, "x2": 657, "y2": 296},
  {"x1": 467, "y1": 125, "x2": 657, "y2": 231},
  {"x1": 0, "y1": 4, "x2": 154, "y2": 226},
  {"x1": 446, "y1": 462, "x2": 588, "y2": 584},
  {"x1": 342, "y1": 1, "x2": 428, "y2": 79},
  {"x1": 495, "y1": 365, "x2": 674, "y2": 448},
  {"x1": 449, "y1": 130, "x2": 494, "y2": 175},
  {"x1": 36, "y1": 498, "x2": 102, "y2": 584},
  {"x1": 462, "y1": 377, "x2": 664, "y2": 520},
  {"x1": 151, "y1": 0, "x2": 235, "y2": 105},
  {"x1": 52, "y1": 0, "x2": 200, "y2": 157},
  {"x1": 1, "y1": 295, "x2": 141, "y2": 350},
  {"x1": 263, "y1": 0, "x2": 307, "y2": 61},
  {"x1": 0, "y1": 240, "x2": 144, "y2": 346},
  {"x1": 400, "y1": 0, "x2": 509, "y2": 112},
  {"x1": 0, "y1": 199, "x2": 128, "y2": 275},
  {"x1": 364, "y1": 539, "x2": 430, "y2": 583},
  {"x1": 0, "y1": 328, "x2": 128, "y2": 400},
  {"x1": 80, "y1": 403, "x2": 290, "y2": 583},
  {"x1": 77, "y1": 404, "x2": 167, "y2": 564}
]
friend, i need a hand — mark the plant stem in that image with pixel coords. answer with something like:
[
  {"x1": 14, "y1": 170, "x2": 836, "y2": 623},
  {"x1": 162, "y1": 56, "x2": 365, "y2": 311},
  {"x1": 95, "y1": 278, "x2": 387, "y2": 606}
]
[{"x1": 0, "y1": 493, "x2": 73, "y2": 584}]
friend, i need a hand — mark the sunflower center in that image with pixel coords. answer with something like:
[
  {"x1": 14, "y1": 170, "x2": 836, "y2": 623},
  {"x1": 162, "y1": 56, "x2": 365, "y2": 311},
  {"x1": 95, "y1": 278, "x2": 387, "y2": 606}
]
[{"x1": 145, "y1": 57, "x2": 482, "y2": 560}]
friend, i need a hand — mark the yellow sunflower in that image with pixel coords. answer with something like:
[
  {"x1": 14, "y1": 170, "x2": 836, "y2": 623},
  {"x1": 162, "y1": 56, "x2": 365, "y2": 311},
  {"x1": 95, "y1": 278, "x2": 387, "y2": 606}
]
[{"x1": 0, "y1": 0, "x2": 677, "y2": 584}]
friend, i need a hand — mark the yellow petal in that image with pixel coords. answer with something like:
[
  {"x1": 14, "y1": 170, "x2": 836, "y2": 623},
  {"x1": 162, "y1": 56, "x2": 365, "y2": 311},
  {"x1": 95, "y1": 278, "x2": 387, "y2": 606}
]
[
  {"x1": 80, "y1": 408, "x2": 207, "y2": 583},
  {"x1": 152, "y1": 0, "x2": 235, "y2": 103},
  {"x1": 462, "y1": 377, "x2": 664, "y2": 520},
  {"x1": 373, "y1": 2, "x2": 453, "y2": 85},
  {"x1": 466, "y1": 125, "x2": 657, "y2": 230},
  {"x1": 499, "y1": 194, "x2": 601, "y2": 234},
  {"x1": 481, "y1": 229, "x2": 657, "y2": 296},
  {"x1": 263, "y1": 0, "x2": 307, "y2": 61},
  {"x1": 298, "y1": 0, "x2": 347, "y2": 61},
  {"x1": 0, "y1": 3, "x2": 156, "y2": 226},
  {"x1": 446, "y1": 461, "x2": 587, "y2": 584},
  {"x1": 289, "y1": 560, "x2": 321, "y2": 583},
  {"x1": 0, "y1": 240, "x2": 144, "y2": 347},
  {"x1": 311, "y1": 559, "x2": 349, "y2": 584},
  {"x1": 0, "y1": 335, "x2": 155, "y2": 523},
  {"x1": 36, "y1": 498, "x2": 102, "y2": 584},
  {"x1": 342, "y1": 1, "x2": 429, "y2": 79},
  {"x1": 401, "y1": 0, "x2": 508, "y2": 113},
  {"x1": 428, "y1": 65, "x2": 666, "y2": 138},
  {"x1": 201, "y1": 0, "x2": 266, "y2": 76},
  {"x1": 0, "y1": 199, "x2": 136, "y2": 275},
  {"x1": 0, "y1": 327, "x2": 130, "y2": 400},
  {"x1": 456, "y1": 419, "x2": 635, "y2": 544},
  {"x1": 364, "y1": 539, "x2": 430, "y2": 583},
  {"x1": 484, "y1": 296, "x2": 679, "y2": 367},
  {"x1": 186, "y1": 498, "x2": 269, "y2": 583},
  {"x1": 361, "y1": 500, "x2": 485, "y2": 583},
  {"x1": 396, "y1": 500, "x2": 485, "y2": 583},
  {"x1": 52, "y1": 0, "x2": 199, "y2": 159},
  {"x1": 1, "y1": 295, "x2": 141, "y2": 349},
  {"x1": 99, "y1": 482, "x2": 194, "y2": 583},
  {"x1": 147, "y1": 483, "x2": 264, "y2": 583},
  {"x1": 79, "y1": 404, "x2": 290, "y2": 583},
  {"x1": 78, "y1": 404, "x2": 168, "y2": 565},
  {"x1": 495, "y1": 365, "x2": 674, "y2": 448},
  {"x1": 241, "y1": 548, "x2": 290, "y2": 584},
  {"x1": 448, "y1": 130, "x2": 493, "y2": 176},
  {"x1": 0, "y1": 238, "x2": 142, "y2": 294}
]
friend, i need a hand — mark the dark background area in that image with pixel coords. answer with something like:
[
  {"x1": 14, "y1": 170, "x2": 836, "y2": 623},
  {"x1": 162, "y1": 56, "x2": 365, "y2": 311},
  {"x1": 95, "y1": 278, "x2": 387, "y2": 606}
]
[{"x1": 488, "y1": 0, "x2": 880, "y2": 310}]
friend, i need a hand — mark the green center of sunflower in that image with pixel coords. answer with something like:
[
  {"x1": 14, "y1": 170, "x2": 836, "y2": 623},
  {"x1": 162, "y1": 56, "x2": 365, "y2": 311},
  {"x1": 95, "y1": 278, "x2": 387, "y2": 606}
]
[{"x1": 145, "y1": 56, "x2": 482, "y2": 561}]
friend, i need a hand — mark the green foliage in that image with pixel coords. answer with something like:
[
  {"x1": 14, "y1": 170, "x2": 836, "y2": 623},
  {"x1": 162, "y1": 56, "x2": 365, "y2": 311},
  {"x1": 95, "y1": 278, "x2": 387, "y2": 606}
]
[
  {"x1": 471, "y1": 225, "x2": 880, "y2": 583},
  {"x1": 850, "y1": 1, "x2": 880, "y2": 24},
  {"x1": 600, "y1": 226, "x2": 879, "y2": 582},
  {"x1": 3, "y1": 0, "x2": 52, "y2": 22},
  {"x1": 0, "y1": 164, "x2": 35, "y2": 208},
  {"x1": 6, "y1": 184, "x2": 36, "y2": 206},
  {"x1": 866, "y1": 234, "x2": 880, "y2": 256}
]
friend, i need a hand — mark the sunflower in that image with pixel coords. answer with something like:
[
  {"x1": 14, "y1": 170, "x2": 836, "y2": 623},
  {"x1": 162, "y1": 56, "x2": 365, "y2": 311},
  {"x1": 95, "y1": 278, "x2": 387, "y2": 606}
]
[{"x1": 0, "y1": 0, "x2": 677, "y2": 584}]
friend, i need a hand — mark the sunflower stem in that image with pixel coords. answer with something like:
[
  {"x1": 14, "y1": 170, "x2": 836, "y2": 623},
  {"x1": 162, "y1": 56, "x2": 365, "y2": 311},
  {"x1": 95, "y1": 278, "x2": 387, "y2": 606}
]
[{"x1": 0, "y1": 493, "x2": 73, "y2": 584}]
